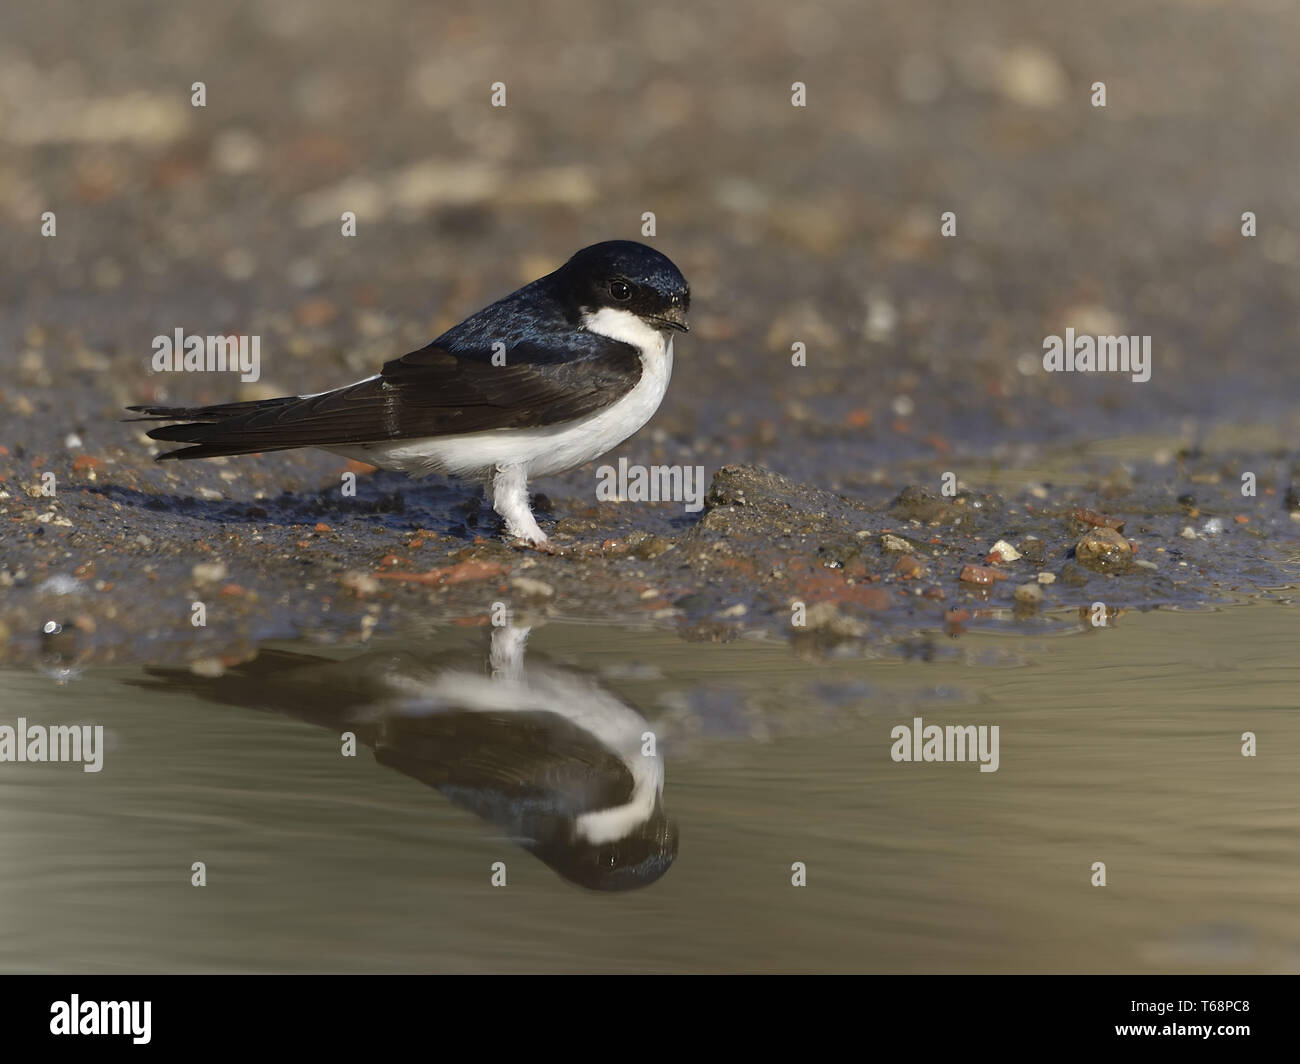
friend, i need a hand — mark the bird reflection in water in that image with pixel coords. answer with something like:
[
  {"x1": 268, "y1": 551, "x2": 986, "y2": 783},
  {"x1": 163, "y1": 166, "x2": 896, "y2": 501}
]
[{"x1": 134, "y1": 625, "x2": 677, "y2": 891}]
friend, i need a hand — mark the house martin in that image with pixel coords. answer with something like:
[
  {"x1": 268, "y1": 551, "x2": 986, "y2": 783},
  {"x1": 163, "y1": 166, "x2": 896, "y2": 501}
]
[{"x1": 127, "y1": 240, "x2": 690, "y2": 545}]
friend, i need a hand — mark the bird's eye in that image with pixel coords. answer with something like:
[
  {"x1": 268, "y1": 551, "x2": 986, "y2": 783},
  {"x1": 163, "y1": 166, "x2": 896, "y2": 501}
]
[{"x1": 608, "y1": 280, "x2": 633, "y2": 301}]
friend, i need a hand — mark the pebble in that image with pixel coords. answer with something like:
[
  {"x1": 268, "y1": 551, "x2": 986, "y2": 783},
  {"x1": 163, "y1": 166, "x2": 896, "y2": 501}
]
[
  {"x1": 191, "y1": 561, "x2": 228, "y2": 586},
  {"x1": 987, "y1": 539, "x2": 1021, "y2": 562},
  {"x1": 1071, "y1": 507, "x2": 1126, "y2": 532},
  {"x1": 1014, "y1": 582, "x2": 1043, "y2": 605},
  {"x1": 510, "y1": 577, "x2": 555, "y2": 600},
  {"x1": 893, "y1": 554, "x2": 925, "y2": 578},
  {"x1": 1074, "y1": 527, "x2": 1133, "y2": 571},
  {"x1": 996, "y1": 44, "x2": 1067, "y2": 109},
  {"x1": 340, "y1": 571, "x2": 380, "y2": 595},
  {"x1": 960, "y1": 564, "x2": 1009, "y2": 585}
]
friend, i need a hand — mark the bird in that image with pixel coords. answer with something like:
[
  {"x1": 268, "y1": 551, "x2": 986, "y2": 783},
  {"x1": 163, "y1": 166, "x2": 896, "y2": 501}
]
[{"x1": 126, "y1": 240, "x2": 690, "y2": 545}]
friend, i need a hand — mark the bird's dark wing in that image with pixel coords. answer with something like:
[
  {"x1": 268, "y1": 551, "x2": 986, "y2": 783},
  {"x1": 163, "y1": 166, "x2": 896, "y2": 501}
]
[{"x1": 126, "y1": 337, "x2": 641, "y2": 460}]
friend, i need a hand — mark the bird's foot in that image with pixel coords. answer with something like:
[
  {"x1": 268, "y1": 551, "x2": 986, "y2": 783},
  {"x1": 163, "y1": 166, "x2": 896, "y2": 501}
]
[
  {"x1": 502, "y1": 519, "x2": 554, "y2": 553},
  {"x1": 507, "y1": 536, "x2": 559, "y2": 555}
]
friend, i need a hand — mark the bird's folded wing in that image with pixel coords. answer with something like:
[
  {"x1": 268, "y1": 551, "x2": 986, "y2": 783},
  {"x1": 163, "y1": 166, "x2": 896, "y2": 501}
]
[{"x1": 133, "y1": 339, "x2": 642, "y2": 456}]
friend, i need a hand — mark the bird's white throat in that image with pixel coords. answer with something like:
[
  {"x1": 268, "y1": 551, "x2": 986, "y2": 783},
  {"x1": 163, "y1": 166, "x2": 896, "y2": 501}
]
[{"x1": 581, "y1": 306, "x2": 668, "y2": 355}]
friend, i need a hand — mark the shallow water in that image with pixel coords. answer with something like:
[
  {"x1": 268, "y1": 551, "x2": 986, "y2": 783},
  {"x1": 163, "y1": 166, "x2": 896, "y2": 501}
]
[{"x1": 2, "y1": 603, "x2": 1296, "y2": 973}]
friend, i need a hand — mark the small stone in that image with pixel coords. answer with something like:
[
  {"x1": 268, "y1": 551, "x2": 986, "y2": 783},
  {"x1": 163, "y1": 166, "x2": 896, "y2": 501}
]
[
  {"x1": 1037, "y1": 572, "x2": 1056, "y2": 585},
  {"x1": 986, "y1": 539, "x2": 1021, "y2": 562},
  {"x1": 996, "y1": 44, "x2": 1067, "y2": 109},
  {"x1": 510, "y1": 576, "x2": 555, "y2": 600},
  {"x1": 889, "y1": 486, "x2": 953, "y2": 524},
  {"x1": 340, "y1": 571, "x2": 380, "y2": 596},
  {"x1": 893, "y1": 554, "x2": 925, "y2": 578},
  {"x1": 191, "y1": 561, "x2": 228, "y2": 586},
  {"x1": 1074, "y1": 527, "x2": 1134, "y2": 572},
  {"x1": 1070, "y1": 507, "x2": 1125, "y2": 532},
  {"x1": 1014, "y1": 582, "x2": 1043, "y2": 605},
  {"x1": 959, "y1": 564, "x2": 1009, "y2": 585}
]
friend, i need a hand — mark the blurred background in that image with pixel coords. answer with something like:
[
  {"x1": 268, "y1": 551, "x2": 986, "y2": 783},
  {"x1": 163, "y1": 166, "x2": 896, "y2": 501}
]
[{"x1": 4, "y1": 0, "x2": 1300, "y2": 468}]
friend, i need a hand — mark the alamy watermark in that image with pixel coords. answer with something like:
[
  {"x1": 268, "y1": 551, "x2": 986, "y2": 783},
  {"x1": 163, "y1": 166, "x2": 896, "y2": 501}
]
[
  {"x1": 596, "y1": 457, "x2": 706, "y2": 513},
  {"x1": 890, "y1": 716, "x2": 1000, "y2": 772},
  {"x1": 151, "y1": 328, "x2": 261, "y2": 382},
  {"x1": 50, "y1": 996, "x2": 150, "y2": 1044},
  {"x1": 1042, "y1": 329, "x2": 1151, "y2": 383},
  {"x1": 0, "y1": 718, "x2": 104, "y2": 772}
]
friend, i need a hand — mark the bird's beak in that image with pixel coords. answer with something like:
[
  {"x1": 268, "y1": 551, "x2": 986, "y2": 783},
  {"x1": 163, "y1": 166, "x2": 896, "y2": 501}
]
[{"x1": 651, "y1": 306, "x2": 690, "y2": 333}]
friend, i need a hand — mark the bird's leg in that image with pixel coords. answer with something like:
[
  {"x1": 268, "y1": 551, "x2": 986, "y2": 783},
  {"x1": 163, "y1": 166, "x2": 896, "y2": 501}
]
[{"x1": 490, "y1": 463, "x2": 547, "y2": 545}]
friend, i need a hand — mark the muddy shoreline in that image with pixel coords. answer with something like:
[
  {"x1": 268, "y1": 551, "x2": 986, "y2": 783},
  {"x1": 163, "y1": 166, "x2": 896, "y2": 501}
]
[{"x1": 3, "y1": 440, "x2": 1296, "y2": 669}]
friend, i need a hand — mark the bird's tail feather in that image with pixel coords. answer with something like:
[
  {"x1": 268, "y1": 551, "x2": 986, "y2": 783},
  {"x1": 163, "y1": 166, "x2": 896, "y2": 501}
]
[
  {"x1": 124, "y1": 396, "x2": 295, "y2": 423},
  {"x1": 124, "y1": 397, "x2": 304, "y2": 460}
]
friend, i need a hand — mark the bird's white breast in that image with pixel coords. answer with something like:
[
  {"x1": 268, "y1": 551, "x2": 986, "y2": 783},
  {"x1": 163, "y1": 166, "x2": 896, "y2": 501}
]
[{"x1": 335, "y1": 308, "x2": 673, "y2": 479}]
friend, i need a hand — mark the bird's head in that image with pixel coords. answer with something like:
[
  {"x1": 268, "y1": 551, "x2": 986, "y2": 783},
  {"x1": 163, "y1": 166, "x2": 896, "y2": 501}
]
[{"x1": 558, "y1": 240, "x2": 690, "y2": 340}]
